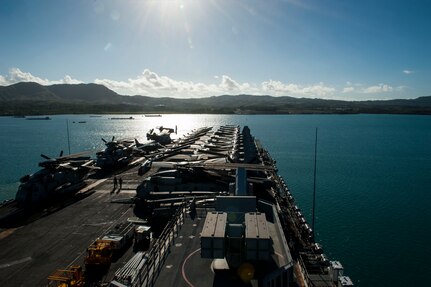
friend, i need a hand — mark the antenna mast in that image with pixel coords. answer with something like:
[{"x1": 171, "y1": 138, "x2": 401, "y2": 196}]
[
  {"x1": 66, "y1": 119, "x2": 71, "y2": 155},
  {"x1": 312, "y1": 127, "x2": 318, "y2": 239}
]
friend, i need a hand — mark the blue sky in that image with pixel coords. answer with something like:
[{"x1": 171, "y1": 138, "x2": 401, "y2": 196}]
[{"x1": 0, "y1": 0, "x2": 430, "y2": 100}]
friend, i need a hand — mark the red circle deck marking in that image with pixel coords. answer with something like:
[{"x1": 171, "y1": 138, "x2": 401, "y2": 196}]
[{"x1": 181, "y1": 248, "x2": 201, "y2": 287}]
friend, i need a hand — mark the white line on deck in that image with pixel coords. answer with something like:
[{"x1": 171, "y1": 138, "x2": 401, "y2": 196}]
[{"x1": 0, "y1": 257, "x2": 32, "y2": 269}]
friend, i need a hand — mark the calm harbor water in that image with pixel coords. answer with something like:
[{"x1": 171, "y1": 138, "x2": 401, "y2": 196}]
[{"x1": 0, "y1": 114, "x2": 430, "y2": 286}]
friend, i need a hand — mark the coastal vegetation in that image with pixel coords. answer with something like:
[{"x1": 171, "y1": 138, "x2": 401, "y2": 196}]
[{"x1": 1, "y1": 82, "x2": 431, "y2": 115}]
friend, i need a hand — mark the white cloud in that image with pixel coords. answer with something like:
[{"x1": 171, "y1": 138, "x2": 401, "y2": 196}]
[
  {"x1": 0, "y1": 75, "x2": 7, "y2": 86},
  {"x1": 261, "y1": 80, "x2": 335, "y2": 97},
  {"x1": 341, "y1": 82, "x2": 405, "y2": 95},
  {"x1": 403, "y1": 69, "x2": 414, "y2": 74},
  {"x1": 0, "y1": 68, "x2": 82, "y2": 86},
  {"x1": 302, "y1": 84, "x2": 336, "y2": 96},
  {"x1": 96, "y1": 69, "x2": 209, "y2": 97},
  {"x1": 221, "y1": 75, "x2": 241, "y2": 91},
  {"x1": 8, "y1": 68, "x2": 50, "y2": 84},
  {"x1": 342, "y1": 86, "x2": 355, "y2": 93},
  {"x1": 61, "y1": 75, "x2": 83, "y2": 84},
  {"x1": 95, "y1": 69, "x2": 256, "y2": 97},
  {"x1": 0, "y1": 68, "x2": 410, "y2": 100},
  {"x1": 104, "y1": 42, "x2": 112, "y2": 51},
  {"x1": 363, "y1": 83, "x2": 393, "y2": 94}
]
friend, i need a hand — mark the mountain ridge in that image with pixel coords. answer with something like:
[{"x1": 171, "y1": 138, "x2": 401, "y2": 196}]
[{"x1": 1, "y1": 82, "x2": 430, "y2": 115}]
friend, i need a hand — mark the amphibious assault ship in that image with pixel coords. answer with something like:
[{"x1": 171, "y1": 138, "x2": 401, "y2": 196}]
[{"x1": 0, "y1": 126, "x2": 353, "y2": 287}]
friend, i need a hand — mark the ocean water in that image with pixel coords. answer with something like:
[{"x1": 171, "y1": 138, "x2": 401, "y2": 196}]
[{"x1": 0, "y1": 114, "x2": 430, "y2": 286}]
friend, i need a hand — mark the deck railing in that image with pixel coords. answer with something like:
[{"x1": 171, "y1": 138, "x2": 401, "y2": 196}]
[{"x1": 112, "y1": 203, "x2": 187, "y2": 287}]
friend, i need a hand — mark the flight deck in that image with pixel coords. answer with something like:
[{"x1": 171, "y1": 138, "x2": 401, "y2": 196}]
[{"x1": 0, "y1": 126, "x2": 352, "y2": 287}]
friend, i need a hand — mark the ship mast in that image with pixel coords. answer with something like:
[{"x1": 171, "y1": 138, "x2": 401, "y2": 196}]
[
  {"x1": 66, "y1": 119, "x2": 71, "y2": 155},
  {"x1": 312, "y1": 127, "x2": 318, "y2": 239}
]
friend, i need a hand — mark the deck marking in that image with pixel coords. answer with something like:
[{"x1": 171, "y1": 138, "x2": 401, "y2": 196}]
[
  {"x1": 181, "y1": 248, "x2": 201, "y2": 287},
  {"x1": 78, "y1": 178, "x2": 108, "y2": 194},
  {"x1": 83, "y1": 221, "x2": 114, "y2": 227},
  {"x1": 0, "y1": 257, "x2": 31, "y2": 269},
  {"x1": 0, "y1": 228, "x2": 18, "y2": 240}
]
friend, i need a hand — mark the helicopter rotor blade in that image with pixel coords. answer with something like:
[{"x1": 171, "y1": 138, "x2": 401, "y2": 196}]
[
  {"x1": 102, "y1": 138, "x2": 107, "y2": 143},
  {"x1": 40, "y1": 154, "x2": 51, "y2": 160},
  {"x1": 112, "y1": 136, "x2": 115, "y2": 142},
  {"x1": 59, "y1": 163, "x2": 74, "y2": 169},
  {"x1": 59, "y1": 150, "x2": 64, "y2": 157}
]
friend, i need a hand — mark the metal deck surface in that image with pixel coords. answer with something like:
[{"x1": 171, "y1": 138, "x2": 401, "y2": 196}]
[
  {"x1": 153, "y1": 208, "x2": 256, "y2": 287},
  {"x1": 153, "y1": 208, "x2": 212, "y2": 287},
  {"x1": 0, "y1": 168, "x2": 141, "y2": 287}
]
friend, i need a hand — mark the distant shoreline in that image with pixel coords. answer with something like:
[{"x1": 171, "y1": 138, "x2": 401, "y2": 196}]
[
  {"x1": 2, "y1": 111, "x2": 431, "y2": 117},
  {"x1": 1, "y1": 82, "x2": 430, "y2": 116}
]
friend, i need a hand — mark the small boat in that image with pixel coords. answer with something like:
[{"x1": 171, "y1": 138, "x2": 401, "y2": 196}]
[
  {"x1": 144, "y1": 114, "x2": 162, "y2": 117},
  {"x1": 110, "y1": 116, "x2": 134, "y2": 120},
  {"x1": 26, "y1": 116, "x2": 51, "y2": 120}
]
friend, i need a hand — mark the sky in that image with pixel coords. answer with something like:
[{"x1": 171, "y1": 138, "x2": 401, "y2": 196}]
[{"x1": 0, "y1": 0, "x2": 430, "y2": 100}]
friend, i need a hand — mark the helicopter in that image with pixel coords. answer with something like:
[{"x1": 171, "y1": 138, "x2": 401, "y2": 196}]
[
  {"x1": 96, "y1": 136, "x2": 134, "y2": 170},
  {"x1": 146, "y1": 126, "x2": 176, "y2": 145},
  {"x1": 133, "y1": 138, "x2": 164, "y2": 155},
  {"x1": 15, "y1": 151, "x2": 94, "y2": 207},
  {"x1": 132, "y1": 159, "x2": 276, "y2": 219}
]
